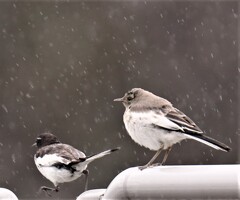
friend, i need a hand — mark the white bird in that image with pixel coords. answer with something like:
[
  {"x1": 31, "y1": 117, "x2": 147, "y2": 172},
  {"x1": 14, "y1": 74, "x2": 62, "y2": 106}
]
[{"x1": 114, "y1": 88, "x2": 230, "y2": 170}]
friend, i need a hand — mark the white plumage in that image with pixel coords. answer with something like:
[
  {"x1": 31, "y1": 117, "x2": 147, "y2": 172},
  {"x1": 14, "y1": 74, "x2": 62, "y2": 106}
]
[
  {"x1": 124, "y1": 109, "x2": 187, "y2": 151},
  {"x1": 33, "y1": 133, "x2": 119, "y2": 194},
  {"x1": 115, "y1": 88, "x2": 230, "y2": 169},
  {"x1": 34, "y1": 153, "x2": 88, "y2": 186}
]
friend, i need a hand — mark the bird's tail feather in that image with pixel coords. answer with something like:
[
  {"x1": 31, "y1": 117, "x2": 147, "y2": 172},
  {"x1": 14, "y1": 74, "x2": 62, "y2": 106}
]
[
  {"x1": 85, "y1": 147, "x2": 120, "y2": 163},
  {"x1": 185, "y1": 134, "x2": 231, "y2": 152}
]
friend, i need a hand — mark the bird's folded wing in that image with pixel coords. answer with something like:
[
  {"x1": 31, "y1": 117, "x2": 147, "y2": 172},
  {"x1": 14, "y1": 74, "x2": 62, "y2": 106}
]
[
  {"x1": 35, "y1": 144, "x2": 86, "y2": 167},
  {"x1": 165, "y1": 108, "x2": 203, "y2": 134},
  {"x1": 131, "y1": 110, "x2": 184, "y2": 131},
  {"x1": 151, "y1": 113, "x2": 184, "y2": 131},
  {"x1": 35, "y1": 153, "x2": 72, "y2": 167}
]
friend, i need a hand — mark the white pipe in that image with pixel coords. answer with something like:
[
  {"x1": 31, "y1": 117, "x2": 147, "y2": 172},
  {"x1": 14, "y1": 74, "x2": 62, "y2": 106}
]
[
  {"x1": 102, "y1": 165, "x2": 240, "y2": 199},
  {"x1": 0, "y1": 188, "x2": 18, "y2": 200},
  {"x1": 77, "y1": 165, "x2": 240, "y2": 199},
  {"x1": 76, "y1": 189, "x2": 105, "y2": 200}
]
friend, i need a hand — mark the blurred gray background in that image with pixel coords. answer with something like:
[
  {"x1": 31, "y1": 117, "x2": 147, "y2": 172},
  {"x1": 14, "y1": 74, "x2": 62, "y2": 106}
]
[{"x1": 0, "y1": 1, "x2": 239, "y2": 199}]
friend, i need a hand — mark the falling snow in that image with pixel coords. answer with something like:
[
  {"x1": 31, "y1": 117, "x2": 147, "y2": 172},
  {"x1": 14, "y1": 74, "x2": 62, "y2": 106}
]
[{"x1": 0, "y1": 1, "x2": 238, "y2": 200}]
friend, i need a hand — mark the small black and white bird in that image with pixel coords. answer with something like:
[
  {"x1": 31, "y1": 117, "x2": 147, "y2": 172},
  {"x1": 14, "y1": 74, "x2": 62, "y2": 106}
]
[
  {"x1": 114, "y1": 88, "x2": 231, "y2": 170},
  {"x1": 33, "y1": 132, "x2": 119, "y2": 195}
]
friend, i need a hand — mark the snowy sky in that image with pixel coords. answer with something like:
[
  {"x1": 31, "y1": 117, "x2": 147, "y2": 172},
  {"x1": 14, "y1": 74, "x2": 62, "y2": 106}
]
[{"x1": 0, "y1": 1, "x2": 238, "y2": 199}]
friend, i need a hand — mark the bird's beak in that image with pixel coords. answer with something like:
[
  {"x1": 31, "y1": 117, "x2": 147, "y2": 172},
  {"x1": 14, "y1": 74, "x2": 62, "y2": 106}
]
[
  {"x1": 32, "y1": 143, "x2": 37, "y2": 147},
  {"x1": 114, "y1": 97, "x2": 124, "y2": 102}
]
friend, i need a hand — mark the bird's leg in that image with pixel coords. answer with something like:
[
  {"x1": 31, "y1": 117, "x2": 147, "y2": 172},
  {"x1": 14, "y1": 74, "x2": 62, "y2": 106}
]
[
  {"x1": 82, "y1": 169, "x2": 89, "y2": 191},
  {"x1": 160, "y1": 147, "x2": 172, "y2": 165},
  {"x1": 152, "y1": 147, "x2": 173, "y2": 167},
  {"x1": 39, "y1": 185, "x2": 59, "y2": 196},
  {"x1": 139, "y1": 148, "x2": 162, "y2": 170}
]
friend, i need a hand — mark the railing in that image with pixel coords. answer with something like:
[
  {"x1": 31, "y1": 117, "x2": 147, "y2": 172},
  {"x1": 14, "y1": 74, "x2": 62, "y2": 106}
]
[
  {"x1": 0, "y1": 188, "x2": 18, "y2": 200},
  {"x1": 77, "y1": 164, "x2": 240, "y2": 200}
]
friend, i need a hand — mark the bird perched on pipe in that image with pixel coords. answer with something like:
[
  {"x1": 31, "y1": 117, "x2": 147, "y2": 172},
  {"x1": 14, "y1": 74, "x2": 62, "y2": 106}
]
[
  {"x1": 114, "y1": 88, "x2": 230, "y2": 170},
  {"x1": 33, "y1": 132, "x2": 120, "y2": 195}
]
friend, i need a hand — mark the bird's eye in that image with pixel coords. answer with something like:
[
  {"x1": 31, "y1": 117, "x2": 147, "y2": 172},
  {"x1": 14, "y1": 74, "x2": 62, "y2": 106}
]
[
  {"x1": 127, "y1": 93, "x2": 134, "y2": 101},
  {"x1": 127, "y1": 97, "x2": 132, "y2": 101}
]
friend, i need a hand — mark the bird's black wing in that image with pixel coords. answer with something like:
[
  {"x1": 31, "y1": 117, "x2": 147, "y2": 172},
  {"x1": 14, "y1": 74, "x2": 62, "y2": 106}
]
[
  {"x1": 165, "y1": 107, "x2": 203, "y2": 134},
  {"x1": 165, "y1": 107, "x2": 230, "y2": 151},
  {"x1": 35, "y1": 144, "x2": 86, "y2": 167}
]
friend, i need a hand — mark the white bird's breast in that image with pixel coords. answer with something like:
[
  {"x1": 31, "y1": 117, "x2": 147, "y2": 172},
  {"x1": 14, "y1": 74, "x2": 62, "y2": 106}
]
[
  {"x1": 123, "y1": 109, "x2": 187, "y2": 151},
  {"x1": 34, "y1": 154, "x2": 87, "y2": 186}
]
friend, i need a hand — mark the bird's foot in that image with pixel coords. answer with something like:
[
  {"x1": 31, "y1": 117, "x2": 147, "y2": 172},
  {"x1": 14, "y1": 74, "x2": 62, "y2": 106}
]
[
  {"x1": 139, "y1": 163, "x2": 164, "y2": 170},
  {"x1": 151, "y1": 163, "x2": 163, "y2": 167},
  {"x1": 138, "y1": 164, "x2": 151, "y2": 170},
  {"x1": 39, "y1": 186, "x2": 59, "y2": 196}
]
